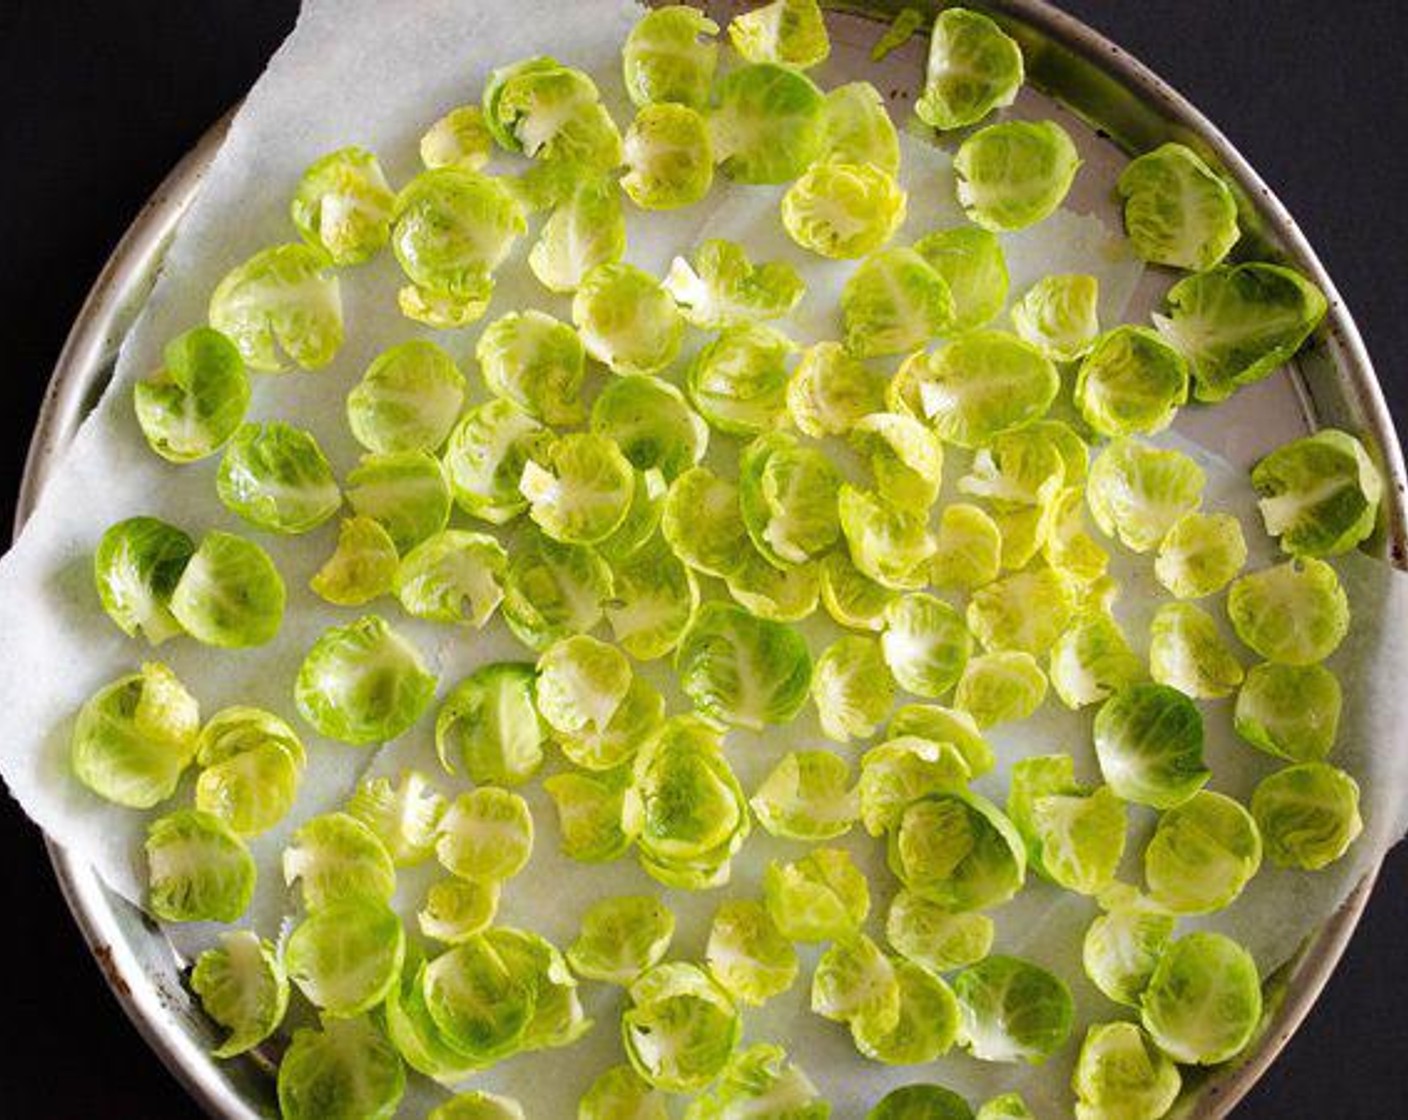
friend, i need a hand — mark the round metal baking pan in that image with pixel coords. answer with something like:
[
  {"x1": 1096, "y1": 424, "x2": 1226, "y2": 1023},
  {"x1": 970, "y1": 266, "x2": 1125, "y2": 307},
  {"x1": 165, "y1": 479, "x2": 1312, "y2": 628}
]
[{"x1": 15, "y1": 2, "x2": 1404, "y2": 1117}]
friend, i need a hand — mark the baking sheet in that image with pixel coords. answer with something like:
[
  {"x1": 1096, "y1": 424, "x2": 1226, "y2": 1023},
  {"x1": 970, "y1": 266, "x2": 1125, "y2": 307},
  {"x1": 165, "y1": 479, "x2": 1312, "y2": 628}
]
[{"x1": 1, "y1": 0, "x2": 1406, "y2": 1114}]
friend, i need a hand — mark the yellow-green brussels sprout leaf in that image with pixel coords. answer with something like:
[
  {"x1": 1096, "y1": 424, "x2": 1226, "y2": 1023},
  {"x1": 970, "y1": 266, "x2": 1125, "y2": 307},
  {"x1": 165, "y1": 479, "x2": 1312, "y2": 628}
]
[
  {"x1": 484, "y1": 58, "x2": 621, "y2": 168},
  {"x1": 664, "y1": 238, "x2": 805, "y2": 329},
  {"x1": 195, "y1": 706, "x2": 305, "y2": 835},
  {"x1": 882, "y1": 594, "x2": 972, "y2": 698},
  {"x1": 191, "y1": 930, "x2": 289, "y2": 1058},
  {"x1": 622, "y1": 103, "x2": 714, "y2": 210},
  {"x1": 429, "y1": 1092, "x2": 526, "y2": 1120},
  {"x1": 917, "y1": 9, "x2": 1023, "y2": 131},
  {"x1": 852, "y1": 412, "x2": 945, "y2": 511},
  {"x1": 887, "y1": 891, "x2": 994, "y2": 973},
  {"x1": 1008, "y1": 754, "x2": 1127, "y2": 895},
  {"x1": 812, "y1": 636, "x2": 895, "y2": 742},
  {"x1": 1154, "y1": 262, "x2": 1327, "y2": 402},
  {"x1": 1081, "y1": 887, "x2": 1175, "y2": 1008},
  {"x1": 295, "y1": 615, "x2": 436, "y2": 746},
  {"x1": 1074, "y1": 326, "x2": 1189, "y2": 437},
  {"x1": 443, "y1": 399, "x2": 551, "y2": 526},
  {"x1": 420, "y1": 106, "x2": 493, "y2": 171},
  {"x1": 1087, "y1": 440, "x2": 1204, "y2": 553},
  {"x1": 811, "y1": 933, "x2": 900, "y2": 1030},
  {"x1": 1071, "y1": 1022, "x2": 1180, "y2": 1120},
  {"x1": 623, "y1": 962, "x2": 741, "y2": 1091},
  {"x1": 544, "y1": 768, "x2": 642, "y2": 863},
  {"x1": 728, "y1": 0, "x2": 830, "y2": 68},
  {"x1": 1117, "y1": 142, "x2": 1239, "y2": 271},
  {"x1": 871, "y1": 7, "x2": 924, "y2": 62},
  {"x1": 134, "y1": 327, "x2": 251, "y2": 463},
  {"x1": 623, "y1": 5, "x2": 719, "y2": 110},
  {"x1": 859, "y1": 736, "x2": 972, "y2": 837},
  {"x1": 1227, "y1": 558, "x2": 1349, "y2": 665},
  {"x1": 605, "y1": 539, "x2": 699, "y2": 660},
  {"x1": 954, "y1": 651, "x2": 1048, "y2": 729},
  {"x1": 581, "y1": 1064, "x2": 670, "y2": 1120},
  {"x1": 528, "y1": 176, "x2": 626, "y2": 293},
  {"x1": 977, "y1": 1094, "x2": 1034, "y2": 1120},
  {"x1": 889, "y1": 703, "x2": 995, "y2": 776},
  {"x1": 283, "y1": 812, "x2": 396, "y2": 908},
  {"x1": 683, "y1": 1043, "x2": 828, "y2": 1119},
  {"x1": 842, "y1": 247, "x2": 954, "y2": 358},
  {"x1": 820, "y1": 549, "x2": 899, "y2": 632},
  {"x1": 436, "y1": 662, "x2": 544, "y2": 785},
  {"x1": 822, "y1": 81, "x2": 900, "y2": 174},
  {"x1": 1144, "y1": 790, "x2": 1261, "y2": 914},
  {"x1": 1140, "y1": 932, "x2": 1261, "y2": 1065},
  {"x1": 277, "y1": 1017, "x2": 405, "y2": 1120},
  {"x1": 1149, "y1": 601, "x2": 1243, "y2": 699},
  {"x1": 418, "y1": 877, "x2": 501, "y2": 944},
  {"x1": 839, "y1": 485, "x2": 936, "y2": 590},
  {"x1": 593, "y1": 374, "x2": 709, "y2": 482},
  {"x1": 535, "y1": 634, "x2": 632, "y2": 739},
  {"x1": 1234, "y1": 661, "x2": 1340, "y2": 762},
  {"x1": 394, "y1": 530, "x2": 506, "y2": 628},
  {"x1": 930, "y1": 504, "x2": 1002, "y2": 592},
  {"x1": 706, "y1": 899, "x2": 798, "y2": 1006},
  {"x1": 782, "y1": 161, "x2": 907, "y2": 259},
  {"x1": 787, "y1": 341, "x2": 887, "y2": 438},
  {"x1": 146, "y1": 808, "x2": 255, "y2": 923},
  {"x1": 286, "y1": 896, "x2": 406, "y2": 1016},
  {"x1": 1252, "y1": 762, "x2": 1362, "y2": 871},
  {"x1": 478, "y1": 311, "x2": 585, "y2": 426},
  {"x1": 1252, "y1": 429, "x2": 1382, "y2": 557},
  {"x1": 217, "y1": 422, "x2": 340, "y2": 534},
  {"x1": 1049, "y1": 610, "x2": 1144, "y2": 709},
  {"x1": 310, "y1": 517, "x2": 398, "y2": 608},
  {"x1": 568, "y1": 895, "x2": 675, "y2": 984},
  {"x1": 209, "y1": 243, "x2": 343, "y2": 372},
  {"x1": 573, "y1": 262, "x2": 685, "y2": 375},
  {"x1": 420, "y1": 935, "x2": 532, "y2": 1061},
  {"x1": 710, "y1": 63, "x2": 826, "y2": 184},
  {"x1": 1154, "y1": 510, "x2": 1247, "y2": 599},
  {"x1": 346, "y1": 450, "x2": 451, "y2": 553},
  {"x1": 94, "y1": 517, "x2": 195, "y2": 645},
  {"x1": 1011, "y1": 273, "x2": 1100, "y2": 362},
  {"x1": 677, "y1": 602, "x2": 812, "y2": 729},
  {"x1": 687, "y1": 322, "x2": 794, "y2": 435},
  {"x1": 968, "y1": 568, "x2": 1077, "y2": 657},
  {"x1": 739, "y1": 430, "x2": 841, "y2": 564},
  {"x1": 909, "y1": 331, "x2": 1059, "y2": 448},
  {"x1": 868, "y1": 1084, "x2": 974, "y2": 1120},
  {"x1": 750, "y1": 749, "x2": 858, "y2": 840},
  {"x1": 391, "y1": 169, "x2": 526, "y2": 327},
  {"x1": 764, "y1": 847, "x2": 870, "y2": 943},
  {"x1": 502, "y1": 530, "x2": 613, "y2": 652},
  {"x1": 520, "y1": 433, "x2": 635, "y2": 545},
  {"x1": 954, "y1": 955, "x2": 1074, "y2": 1064},
  {"x1": 888, "y1": 791, "x2": 1025, "y2": 911},
  {"x1": 1094, "y1": 683, "x2": 1209, "y2": 809},
  {"x1": 170, "y1": 531, "x2": 286, "y2": 648},
  {"x1": 954, "y1": 121, "x2": 1080, "y2": 232},
  {"x1": 914, "y1": 226, "x2": 1009, "y2": 333},
  {"x1": 850, "y1": 957, "x2": 960, "y2": 1066},
  {"x1": 348, "y1": 340, "x2": 466, "y2": 454},
  {"x1": 436, "y1": 787, "x2": 534, "y2": 881},
  {"x1": 291, "y1": 146, "x2": 395, "y2": 266},
  {"x1": 346, "y1": 770, "x2": 446, "y2": 867}
]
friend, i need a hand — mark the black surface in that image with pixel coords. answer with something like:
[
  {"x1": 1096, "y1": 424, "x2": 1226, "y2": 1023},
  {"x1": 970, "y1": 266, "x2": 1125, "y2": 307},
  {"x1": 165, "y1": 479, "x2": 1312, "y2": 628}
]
[{"x1": 0, "y1": 2, "x2": 1404, "y2": 1117}]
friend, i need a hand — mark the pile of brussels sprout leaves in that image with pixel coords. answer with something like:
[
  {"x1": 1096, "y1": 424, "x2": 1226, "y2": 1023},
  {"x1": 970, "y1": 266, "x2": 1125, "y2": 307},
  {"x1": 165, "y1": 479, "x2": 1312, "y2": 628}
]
[{"x1": 57, "y1": 2, "x2": 1388, "y2": 1118}]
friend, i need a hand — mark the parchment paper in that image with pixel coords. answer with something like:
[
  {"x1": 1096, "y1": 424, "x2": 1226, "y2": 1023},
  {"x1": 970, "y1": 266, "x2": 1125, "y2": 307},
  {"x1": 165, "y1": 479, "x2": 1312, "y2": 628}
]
[{"x1": 1, "y1": 0, "x2": 1406, "y2": 1115}]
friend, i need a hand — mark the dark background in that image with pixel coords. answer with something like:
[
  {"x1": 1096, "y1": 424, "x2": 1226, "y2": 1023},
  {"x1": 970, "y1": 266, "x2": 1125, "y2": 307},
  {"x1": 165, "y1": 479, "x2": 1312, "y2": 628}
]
[{"x1": 0, "y1": 2, "x2": 1404, "y2": 1116}]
